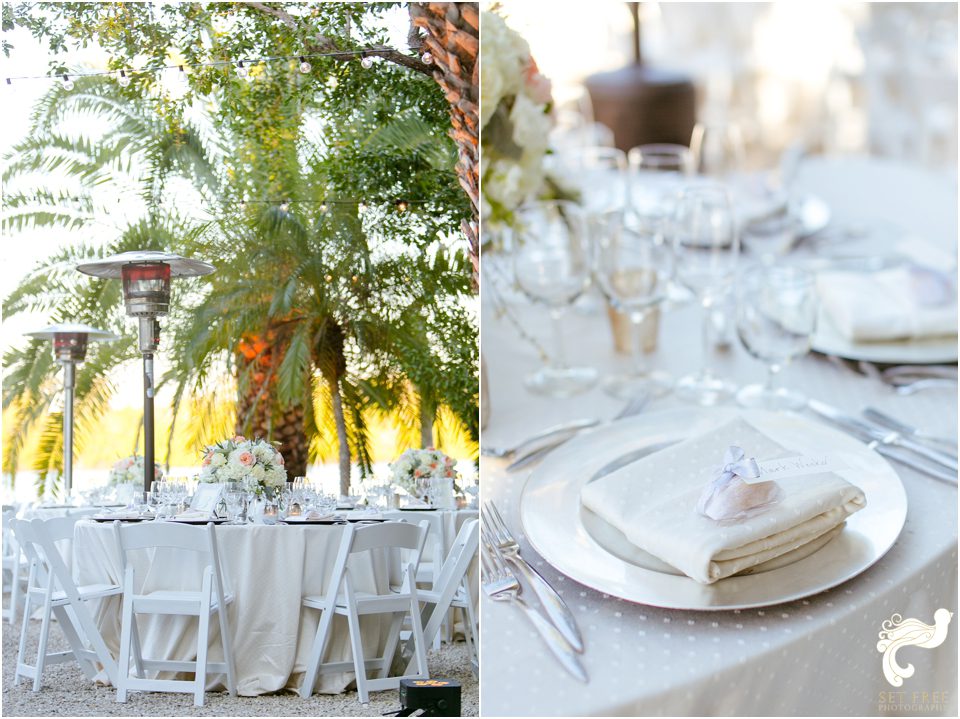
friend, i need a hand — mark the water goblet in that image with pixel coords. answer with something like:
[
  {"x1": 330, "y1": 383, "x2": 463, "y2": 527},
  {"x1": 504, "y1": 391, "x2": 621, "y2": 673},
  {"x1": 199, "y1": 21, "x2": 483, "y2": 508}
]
[
  {"x1": 512, "y1": 200, "x2": 598, "y2": 397},
  {"x1": 736, "y1": 266, "x2": 818, "y2": 410},
  {"x1": 672, "y1": 183, "x2": 740, "y2": 405}
]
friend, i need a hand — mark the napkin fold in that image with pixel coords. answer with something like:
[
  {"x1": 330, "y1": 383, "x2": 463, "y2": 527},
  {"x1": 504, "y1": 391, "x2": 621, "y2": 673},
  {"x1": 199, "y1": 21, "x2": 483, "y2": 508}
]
[
  {"x1": 174, "y1": 509, "x2": 212, "y2": 520},
  {"x1": 817, "y1": 242, "x2": 957, "y2": 342},
  {"x1": 579, "y1": 417, "x2": 866, "y2": 584}
]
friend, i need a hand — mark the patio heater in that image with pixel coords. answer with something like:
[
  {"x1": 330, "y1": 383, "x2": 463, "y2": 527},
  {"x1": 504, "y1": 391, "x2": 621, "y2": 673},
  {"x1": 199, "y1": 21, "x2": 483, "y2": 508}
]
[
  {"x1": 25, "y1": 323, "x2": 119, "y2": 498},
  {"x1": 76, "y1": 251, "x2": 215, "y2": 492}
]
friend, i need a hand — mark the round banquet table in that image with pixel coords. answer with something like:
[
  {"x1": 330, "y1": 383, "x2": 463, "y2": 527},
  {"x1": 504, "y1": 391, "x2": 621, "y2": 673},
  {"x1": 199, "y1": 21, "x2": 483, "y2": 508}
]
[
  {"x1": 75, "y1": 520, "x2": 400, "y2": 696},
  {"x1": 479, "y1": 156, "x2": 958, "y2": 716}
]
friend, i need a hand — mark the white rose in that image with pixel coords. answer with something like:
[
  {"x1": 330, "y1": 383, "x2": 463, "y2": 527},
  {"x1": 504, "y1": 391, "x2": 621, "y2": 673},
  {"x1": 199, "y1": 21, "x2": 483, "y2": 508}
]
[{"x1": 212, "y1": 453, "x2": 227, "y2": 467}]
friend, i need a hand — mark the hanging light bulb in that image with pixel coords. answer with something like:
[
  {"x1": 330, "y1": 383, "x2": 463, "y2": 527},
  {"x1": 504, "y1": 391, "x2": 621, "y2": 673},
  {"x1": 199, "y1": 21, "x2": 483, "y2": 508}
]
[
  {"x1": 298, "y1": 56, "x2": 312, "y2": 74},
  {"x1": 360, "y1": 55, "x2": 374, "y2": 69},
  {"x1": 319, "y1": 202, "x2": 329, "y2": 214},
  {"x1": 118, "y1": 70, "x2": 131, "y2": 87},
  {"x1": 239, "y1": 199, "x2": 247, "y2": 211},
  {"x1": 61, "y1": 74, "x2": 75, "y2": 91},
  {"x1": 396, "y1": 200, "x2": 408, "y2": 213},
  {"x1": 178, "y1": 65, "x2": 188, "y2": 83},
  {"x1": 280, "y1": 200, "x2": 290, "y2": 212},
  {"x1": 421, "y1": 51, "x2": 433, "y2": 65},
  {"x1": 236, "y1": 60, "x2": 248, "y2": 78},
  {"x1": 358, "y1": 201, "x2": 367, "y2": 212}
]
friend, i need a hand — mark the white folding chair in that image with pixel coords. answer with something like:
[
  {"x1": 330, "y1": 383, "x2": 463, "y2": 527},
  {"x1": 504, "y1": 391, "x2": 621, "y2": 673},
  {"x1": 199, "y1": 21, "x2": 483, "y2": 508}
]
[
  {"x1": 3, "y1": 508, "x2": 26, "y2": 625},
  {"x1": 113, "y1": 521, "x2": 237, "y2": 707},
  {"x1": 299, "y1": 520, "x2": 430, "y2": 703},
  {"x1": 405, "y1": 518, "x2": 479, "y2": 676},
  {"x1": 12, "y1": 515, "x2": 121, "y2": 691}
]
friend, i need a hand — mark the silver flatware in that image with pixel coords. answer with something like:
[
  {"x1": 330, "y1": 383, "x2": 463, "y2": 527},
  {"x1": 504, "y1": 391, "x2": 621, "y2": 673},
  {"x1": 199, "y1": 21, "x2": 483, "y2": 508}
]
[
  {"x1": 482, "y1": 418, "x2": 601, "y2": 459},
  {"x1": 808, "y1": 399, "x2": 958, "y2": 472},
  {"x1": 882, "y1": 365, "x2": 958, "y2": 383},
  {"x1": 506, "y1": 395, "x2": 651, "y2": 472},
  {"x1": 894, "y1": 378, "x2": 957, "y2": 396},
  {"x1": 862, "y1": 408, "x2": 958, "y2": 455},
  {"x1": 483, "y1": 501, "x2": 583, "y2": 652},
  {"x1": 481, "y1": 536, "x2": 588, "y2": 682}
]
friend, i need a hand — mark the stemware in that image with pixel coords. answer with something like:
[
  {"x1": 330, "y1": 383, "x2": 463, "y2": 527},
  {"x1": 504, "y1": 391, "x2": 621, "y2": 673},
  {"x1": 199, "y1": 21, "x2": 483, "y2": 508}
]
[
  {"x1": 593, "y1": 210, "x2": 674, "y2": 399},
  {"x1": 224, "y1": 482, "x2": 246, "y2": 524},
  {"x1": 736, "y1": 266, "x2": 818, "y2": 410},
  {"x1": 627, "y1": 143, "x2": 693, "y2": 232},
  {"x1": 512, "y1": 200, "x2": 598, "y2": 397},
  {"x1": 547, "y1": 146, "x2": 628, "y2": 215},
  {"x1": 672, "y1": 183, "x2": 740, "y2": 405},
  {"x1": 690, "y1": 120, "x2": 745, "y2": 180}
]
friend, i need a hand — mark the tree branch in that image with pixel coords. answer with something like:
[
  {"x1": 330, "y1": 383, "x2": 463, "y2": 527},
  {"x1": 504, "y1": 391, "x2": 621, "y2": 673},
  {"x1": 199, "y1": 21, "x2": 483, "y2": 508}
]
[{"x1": 240, "y1": 2, "x2": 433, "y2": 76}]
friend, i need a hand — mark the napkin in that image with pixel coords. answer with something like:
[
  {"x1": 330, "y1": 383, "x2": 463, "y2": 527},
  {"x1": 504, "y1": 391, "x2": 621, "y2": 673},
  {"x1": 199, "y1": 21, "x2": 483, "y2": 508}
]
[
  {"x1": 174, "y1": 509, "x2": 212, "y2": 520},
  {"x1": 302, "y1": 510, "x2": 337, "y2": 521},
  {"x1": 579, "y1": 417, "x2": 866, "y2": 584},
  {"x1": 817, "y1": 241, "x2": 957, "y2": 342}
]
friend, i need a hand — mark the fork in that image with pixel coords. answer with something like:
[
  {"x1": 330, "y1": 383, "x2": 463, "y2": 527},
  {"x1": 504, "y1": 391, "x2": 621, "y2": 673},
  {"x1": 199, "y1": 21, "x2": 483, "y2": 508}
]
[
  {"x1": 483, "y1": 500, "x2": 583, "y2": 651},
  {"x1": 481, "y1": 536, "x2": 588, "y2": 682}
]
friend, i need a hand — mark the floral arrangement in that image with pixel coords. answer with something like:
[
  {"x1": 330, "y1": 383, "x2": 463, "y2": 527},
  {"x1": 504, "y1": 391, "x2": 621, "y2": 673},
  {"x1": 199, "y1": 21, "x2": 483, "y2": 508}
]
[
  {"x1": 109, "y1": 454, "x2": 162, "y2": 485},
  {"x1": 480, "y1": 9, "x2": 554, "y2": 230},
  {"x1": 198, "y1": 435, "x2": 287, "y2": 492},
  {"x1": 389, "y1": 447, "x2": 459, "y2": 497}
]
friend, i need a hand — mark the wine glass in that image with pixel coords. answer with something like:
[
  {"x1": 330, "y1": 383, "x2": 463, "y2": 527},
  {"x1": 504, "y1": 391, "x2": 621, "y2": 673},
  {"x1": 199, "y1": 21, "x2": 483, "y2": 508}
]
[
  {"x1": 512, "y1": 200, "x2": 598, "y2": 397},
  {"x1": 672, "y1": 183, "x2": 739, "y2": 405},
  {"x1": 736, "y1": 266, "x2": 818, "y2": 410},
  {"x1": 224, "y1": 482, "x2": 245, "y2": 524},
  {"x1": 690, "y1": 120, "x2": 745, "y2": 180},
  {"x1": 627, "y1": 143, "x2": 693, "y2": 233},
  {"x1": 593, "y1": 210, "x2": 674, "y2": 399},
  {"x1": 547, "y1": 146, "x2": 628, "y2": 215}
]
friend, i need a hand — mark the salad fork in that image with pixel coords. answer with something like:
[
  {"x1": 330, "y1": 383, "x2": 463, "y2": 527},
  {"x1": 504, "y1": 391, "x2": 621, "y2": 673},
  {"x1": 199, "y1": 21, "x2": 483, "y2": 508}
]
[
  {"x1": 481, "y1": 536, "x2": 588, "y2": 682},
  {"x1": 483, "y1": 500, "x2": 583, "y2": 651}
]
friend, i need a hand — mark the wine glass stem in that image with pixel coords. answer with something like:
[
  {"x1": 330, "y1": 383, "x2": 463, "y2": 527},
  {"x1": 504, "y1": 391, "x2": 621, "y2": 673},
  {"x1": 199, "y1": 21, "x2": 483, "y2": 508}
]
[
  {"x1": 630, "y1": 311, "x2": 649, "y2": 376},
  {"x1": 765, "y1": 363, "x2": 782, "y2": 394},
  {"x1": 550, "y1": 307, "x2": 568, "y2": 369},
  {"x1": 699, "y1": 298, "x2": 714, "y2": 379}
]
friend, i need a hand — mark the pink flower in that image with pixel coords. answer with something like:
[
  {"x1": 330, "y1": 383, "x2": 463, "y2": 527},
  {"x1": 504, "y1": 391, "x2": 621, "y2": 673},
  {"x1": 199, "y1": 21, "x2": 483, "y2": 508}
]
[
  {"x1": 446, "y1": 469, "x2": 455, "y2": 478},
  {"x1": 444, "y1": 457, "x2": 454, "y2": 466},
  {"x1": 202, "y1": 452, "x2": 212, "y2": 467},
  {"x1": 233, "y1": 435, "x2": 246, "y2": 443},
  {"x1": 429, "y1": 462, "x2": 438, "y2": 470},
  {"x1": 124, "y1": 458, "x2": 135, "y2": 469},
  {"x1": 414, "y1": 469, "x2": 423, "y2": 478},
  {"x1": 238, "y1": 451, "x2": 255, "y2": 467},
  {"x1": 524, "y1": 57, "x2": 553, "y2": 106},
  {"x1": 276, "y1": 454, "x2": 284, "y2": 466},
  {"x1": 426, "y1": 446, "x2": 436, "y2": 452}
]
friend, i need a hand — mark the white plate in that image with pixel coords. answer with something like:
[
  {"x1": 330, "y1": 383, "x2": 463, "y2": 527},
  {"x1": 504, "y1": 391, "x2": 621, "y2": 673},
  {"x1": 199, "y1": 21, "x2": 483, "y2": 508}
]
[
  {"x1": 519, "y1": 407, "x2": 906, "y2": 611},
  {"x1": 812, "y1": 305, "x2": 958, "y2": 364}
]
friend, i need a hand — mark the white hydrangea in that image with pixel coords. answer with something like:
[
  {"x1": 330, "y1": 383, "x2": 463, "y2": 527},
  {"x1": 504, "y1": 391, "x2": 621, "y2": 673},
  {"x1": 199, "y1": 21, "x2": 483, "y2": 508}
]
[{"x1": 479, "y1": 11, "x2": 529, "y2": 127}]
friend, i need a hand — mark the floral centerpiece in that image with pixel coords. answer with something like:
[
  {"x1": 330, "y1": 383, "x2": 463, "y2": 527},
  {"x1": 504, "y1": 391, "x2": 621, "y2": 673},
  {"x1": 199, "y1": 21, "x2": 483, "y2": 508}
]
[
  {"x1": 389, "y1": 447, "x2": 459, "y2": 499},
  {"x1": 109, "y1": 454, "x2": 162, "y2": 485},
  {"x1": 198, "y1": 435, "x2": 286, "y2": 494},
  {"x1": 480, "y1": 9, "x2": 554, "y2": 231}
]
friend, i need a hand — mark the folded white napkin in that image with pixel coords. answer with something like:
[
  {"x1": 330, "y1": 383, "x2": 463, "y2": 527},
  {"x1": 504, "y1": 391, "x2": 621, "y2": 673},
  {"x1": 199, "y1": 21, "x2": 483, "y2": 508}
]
[
  {"x1": 301, "y1": 510, "x2": 336, "y2": 521},
  {"x1": 174, "y1": 509, "x2": 211, "y2": 520},
  {"x1": 817, "y1": 242, "x2": 957, "y2": 342},
  {"x1": 580, "y1": 417, "x2": 866, "y2": 584}
]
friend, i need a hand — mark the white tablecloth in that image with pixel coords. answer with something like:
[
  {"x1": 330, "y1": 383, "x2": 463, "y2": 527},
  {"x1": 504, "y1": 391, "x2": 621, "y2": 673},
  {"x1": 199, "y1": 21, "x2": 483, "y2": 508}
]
[
  {"x1": 480, "y1": 157, "x2": 958, "y2": 716},
  {"x1": 74, "y1": 521, "x2": 394, "y2": 696}
]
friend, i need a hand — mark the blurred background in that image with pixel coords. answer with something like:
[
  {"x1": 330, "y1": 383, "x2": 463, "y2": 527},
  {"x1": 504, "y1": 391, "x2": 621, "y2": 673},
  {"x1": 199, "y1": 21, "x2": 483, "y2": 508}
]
[{"x1": 496, "y1": 1, "x2": 957, "y2": 171}]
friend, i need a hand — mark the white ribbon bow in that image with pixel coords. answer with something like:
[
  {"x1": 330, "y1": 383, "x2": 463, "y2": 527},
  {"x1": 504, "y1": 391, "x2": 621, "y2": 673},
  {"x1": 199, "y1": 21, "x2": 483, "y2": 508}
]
[{"x1": 696, "y1": 445, "x2": 761, "y2": 516}]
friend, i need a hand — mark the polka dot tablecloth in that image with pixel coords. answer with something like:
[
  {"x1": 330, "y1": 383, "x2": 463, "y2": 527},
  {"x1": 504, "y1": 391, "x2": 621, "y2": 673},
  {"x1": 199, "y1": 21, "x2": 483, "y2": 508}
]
[{"x1": 479, "y1": 158, "x2": 958, "y2": 716}]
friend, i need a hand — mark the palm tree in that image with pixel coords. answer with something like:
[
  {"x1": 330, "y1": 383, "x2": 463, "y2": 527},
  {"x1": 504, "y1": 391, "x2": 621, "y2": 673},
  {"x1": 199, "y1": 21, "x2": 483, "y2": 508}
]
[{"x1": 4, "y1": 74, "x2": 477, "y2": 496}]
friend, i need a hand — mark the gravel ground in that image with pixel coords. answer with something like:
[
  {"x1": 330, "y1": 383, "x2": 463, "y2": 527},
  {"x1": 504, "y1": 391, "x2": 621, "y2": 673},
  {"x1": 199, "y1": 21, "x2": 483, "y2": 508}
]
[{"x1": 1, "y1": 607, "x2": 478, "y2": 717}]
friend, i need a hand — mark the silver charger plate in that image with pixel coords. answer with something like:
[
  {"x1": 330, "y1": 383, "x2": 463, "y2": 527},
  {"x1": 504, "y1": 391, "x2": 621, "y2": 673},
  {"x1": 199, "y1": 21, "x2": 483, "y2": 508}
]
[
  {"x1": 519, "y1": 407, "x2": 907, "y2": 611},
  {"x1": 812, "y1": 305, "x2": 958, "y2": 364}
]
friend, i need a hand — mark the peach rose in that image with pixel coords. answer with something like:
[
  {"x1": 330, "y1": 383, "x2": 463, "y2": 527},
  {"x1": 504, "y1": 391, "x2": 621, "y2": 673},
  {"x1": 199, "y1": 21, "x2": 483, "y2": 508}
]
[
  {"x1": 238, "y1": 451, "x2": 255, "y2": 467},
  {"x1": 277, "y1": 454, "x2": 284, "y2": 466},
  {"x1": 233, "y1": 435, "x2": 246, "y2": 443}
]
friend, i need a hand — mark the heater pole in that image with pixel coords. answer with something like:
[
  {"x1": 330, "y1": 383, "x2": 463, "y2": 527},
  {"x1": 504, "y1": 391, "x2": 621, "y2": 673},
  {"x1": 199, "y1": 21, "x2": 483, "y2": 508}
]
[
  {"x1": 61, "y1": 360, "x2": 75, "y2": 499},
  {"x1": 139, "y1": 317, "x2": 159, "y2": 494}
]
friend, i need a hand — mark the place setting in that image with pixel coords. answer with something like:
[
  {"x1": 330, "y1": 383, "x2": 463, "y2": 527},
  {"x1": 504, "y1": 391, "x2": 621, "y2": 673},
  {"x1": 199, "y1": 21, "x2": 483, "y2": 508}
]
[{"x1": 479, "y1": 4, "x2": 956, "y2": 715}]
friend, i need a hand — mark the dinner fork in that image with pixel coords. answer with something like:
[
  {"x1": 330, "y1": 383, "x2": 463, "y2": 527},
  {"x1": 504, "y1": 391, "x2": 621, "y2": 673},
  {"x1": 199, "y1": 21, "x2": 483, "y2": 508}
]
[
  {"x1": 483, "y1": 500, "x2": 583, "y2": 651},
  {"x1": 481, "y1": 536, "x2": 588, "y2": 682}
]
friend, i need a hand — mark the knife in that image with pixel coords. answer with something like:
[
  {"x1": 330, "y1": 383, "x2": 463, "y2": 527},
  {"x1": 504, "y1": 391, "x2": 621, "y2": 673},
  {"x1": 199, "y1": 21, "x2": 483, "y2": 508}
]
[
  {"x1": 862, "y1": 407, "x2": 958, "y2": 456},
  {"x1": 808, "y1": 400, "x2": 959, "y2": 473},
  {"x1": 484, "y1": 418, "x2": 601, "y2": 459}
]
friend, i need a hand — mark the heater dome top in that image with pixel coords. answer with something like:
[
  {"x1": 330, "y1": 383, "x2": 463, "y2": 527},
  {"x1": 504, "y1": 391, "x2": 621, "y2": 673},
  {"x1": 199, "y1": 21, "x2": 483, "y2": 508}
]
[
  {"x1": 76, "y1": 250, "x2": 215, "y2": 279},
  {"x1": 25, "y1": 323, "x2": 119, "y2": 341}
]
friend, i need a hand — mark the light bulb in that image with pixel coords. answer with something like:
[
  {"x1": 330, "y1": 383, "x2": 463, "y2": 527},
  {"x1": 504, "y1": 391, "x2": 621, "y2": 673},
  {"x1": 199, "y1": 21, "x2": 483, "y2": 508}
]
[
  {"x1": 61, "y1": 75, "x2": 75, "y2": 91},
  {"x1": 358, "y1": 202, "x2": 367, "y2": 212},
  {"x1": 178, "y1": 65, "x2": 187, "y2": 83},
  {"x1": 236, "y1": 61, "x2": 248, "y2": 78},
  {"x1": 118, "y1": 70, "x2": 131, "y2": 87},
  {"x1": 298, "y1": 57, "x2": 312, "y2": 74},
  {"x1": 360, "y1": 56, "x2": 374, "y2": 69},
  {"x1": 319, "y1": 203, "x2": 329, "y2": 214},
  {"x1": 280, "y1": 201, "x2": 290, "y2": 212},
  {"x1": 396, "y1": 200, "x2": 408, "y2": 213},
  {"x1": 421, "y1": 51, "x2": 433, "y2": 65}
]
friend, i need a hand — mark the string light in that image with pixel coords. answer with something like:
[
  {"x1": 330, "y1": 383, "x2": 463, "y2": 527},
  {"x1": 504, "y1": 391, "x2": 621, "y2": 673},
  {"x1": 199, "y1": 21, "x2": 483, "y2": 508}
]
[
  {"x1": 319, "y1": 202, "x2": 328, "y2": 213},
  {"x1": 118, "y1": 70, "x2": 131, "y2": 87},
  {"x1": 5, "y1": 48, "x2": 399, "y2": 86},
  {"x1": 421, "y1": 51, "x2": 433, "y2": 65},
  {"x1": 298, "y1": 56, "x2": 312, "y2": 74},
  {"x1": 61, "y1": 74, "x2": 74, "y2": 91},
  {"x1": 21, "y1": 193, "x2": 431, "y2": 211},
  {"x1": 396, "y1": 200, "x2": 408, "y2": 212},
  {"x1": 358, "y1": 201, "x2": 367, "y2": 212},
  {"x1": 279, "y1": 200, "x2": 290, "y2": 211}
]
